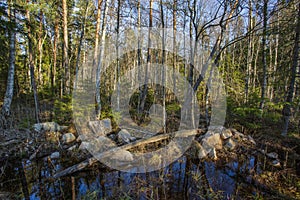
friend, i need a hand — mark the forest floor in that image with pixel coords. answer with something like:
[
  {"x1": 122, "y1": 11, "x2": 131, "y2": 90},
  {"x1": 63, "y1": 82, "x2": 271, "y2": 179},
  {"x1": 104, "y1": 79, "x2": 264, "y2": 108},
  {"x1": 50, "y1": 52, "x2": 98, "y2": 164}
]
[{"x1": 0, "y1": 97, "x2": 300, "y2": 199}]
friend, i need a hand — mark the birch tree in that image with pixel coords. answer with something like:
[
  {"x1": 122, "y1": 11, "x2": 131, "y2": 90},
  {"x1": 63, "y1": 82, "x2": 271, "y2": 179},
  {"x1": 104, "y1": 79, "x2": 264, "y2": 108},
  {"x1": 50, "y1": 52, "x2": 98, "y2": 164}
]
[
  {"x1": 62, "y1": 0, "x2": 70, "y2": 94},
  {"x1": 1, "y1": 0, "x2": 16, "y2": 123},
  {"x1": 259, "y1": 0, "x2": 268, "y2": 111},
  {"x1": 95, "y1": 0, "x2": 110, "y2": 119}
]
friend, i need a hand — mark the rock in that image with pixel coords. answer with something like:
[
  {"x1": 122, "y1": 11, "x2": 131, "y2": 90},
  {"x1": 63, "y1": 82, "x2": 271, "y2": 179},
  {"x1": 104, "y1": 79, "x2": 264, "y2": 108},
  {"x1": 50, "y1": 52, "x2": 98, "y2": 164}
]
[
  {"x1": 225, "y1": 138, "x2": 236, "y2": 150},
  {"x1": 190, "y1": 140, "x2": 208, "y2": 159},
  {"x1": 76, "y1": 134, "x2": 92, "y2": 142},
  {"x1": 81, "y1": 136, "x2": 117, "y2": 154},
  {"x1": 266, "y1": 152, "x2": 278, "y2": 159},
  {"x1": 50, "y1": 152, "x2": 60, "y2": 159},
  {"x1": 33, "y1": 122, "x2": 68, "y2": 132},
  {"x1": 62, "y1": 133, "x2": 76, "y2": 144},
  {"x1": 203, "y1": 130, "x2": 215, "y2": 137},
  {"x1": 221, "y1": 129, "x2": 232, "y2": 140},
  {"x1": 248, "y1": 135, "x2": 256, "y2": 145},
  {"x1": 232, "y1": 132, "x2": 246, "y2": 141},
  {"x1": 88, "y1": 119, "x2": 112, "y2": 136},
  {"x1": 201, "y1": 133, "x2": 223, "y2": 150},
  {"x1": 230, "y1": 128, "x2": 239, "y2": 135},
  {"x1": 79, "y1": 141, "x2": 90, "y2": 151},
  {"x1": 198, "y1": 144, "x2": 208, "y2": 159},
  {"x1": 208, "y1": 126, "x2": 225, "y2": 134},
  {"x1": 111, "y1": 150, "x2": 134, "y2": 162},
  {"x1": 68, "y1": 145, "x2": 77, "y2": 151},
  {"x1": 208, "y1": 148, "x2": 218, "y2": 160},
  {"x1": 118, "y1": 129, "x2": 136, "y2": 144},
  {"x1": 272, "y1": 160, "x2": 281, "y2": 167}
]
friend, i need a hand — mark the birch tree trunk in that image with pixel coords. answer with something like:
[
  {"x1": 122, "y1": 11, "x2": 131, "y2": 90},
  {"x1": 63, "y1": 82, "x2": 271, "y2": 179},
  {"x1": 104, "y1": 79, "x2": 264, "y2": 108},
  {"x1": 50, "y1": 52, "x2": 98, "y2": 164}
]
[
  {"x1": 245, "y1": 0, "x2": 253, "y2": 103},
  {"x1": 160, "y1": 0, "x2": 166, "y2": 133},
  {"x1": 95, "y1": 0, "x2": 110, "y2": 119},
  {"x1": 137, "y1": 0, "x2": 141, "y2": 115},
  {"x1": 93, "y1": 0, "x2": 102, "y2": 67},
  {"x1": 271, "y1": 11, "x2": 279, "y2": 101},
  {"x1": 139, "y1": 0, "x2": 153, "y2": 116},
  {"x1": 173, "y1": 0, "x2": 177, "y2": 92},
  {"x1": 1, "y1": 0, "x2": 16, "y2": 122},
  {"x1": 116, "y1": 0, "x2": 121, "y2": 111},
  {"x1": 52, "y1": 17, "x2": 59, "y2": 94},
  {"x1": 259, "y1": 0, "x2": 268, "y2": 111},
  {"x1": 37, "y1": 10, "x2": 43, "y2": 86},
  {"x1": 62, "y1": 0, "x2": 70, "y2": 94}
]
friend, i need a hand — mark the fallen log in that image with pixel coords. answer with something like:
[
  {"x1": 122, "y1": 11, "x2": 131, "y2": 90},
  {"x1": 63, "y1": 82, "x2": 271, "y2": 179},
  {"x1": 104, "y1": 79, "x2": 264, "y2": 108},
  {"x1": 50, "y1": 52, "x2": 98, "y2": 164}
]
[{"x1": 53, "y1": 129, "x2": 197, "y2": 178}]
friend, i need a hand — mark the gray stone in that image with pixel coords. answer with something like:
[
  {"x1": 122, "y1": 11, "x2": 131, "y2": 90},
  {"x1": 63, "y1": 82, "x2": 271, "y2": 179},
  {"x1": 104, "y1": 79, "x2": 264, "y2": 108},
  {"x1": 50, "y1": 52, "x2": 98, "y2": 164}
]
[
  {"x1": 201, "y1": 133, "x2": 223, "y2": 150},
  {"x1": 76, "y1": 134, "x2": 92, "y2": 142},
  {"x1": 204, "y1": 130, "x2": 215, "y2": 137},
  {"x1": 197, "y1": 144, "x2": 208, "y2": 159},
  {"x1": 272, "y1": 160, "x2": 281, "y2": 167},
  {"x1": 79, "y1": 141, "x2": 90, "y2": 150},
  {"x1": 208, "y1": 126, "x2": 225, "y2": 134},
  {"x1": 118, "y1": 129, "x2": 136, "y2": 144},
  {"x1": 79, "y1": 136, "x2": 117, "y2": 152},
  {"x1": 111, "y1": 150, "x2": 134, "y2": 162},
  {"x1": 208, "y1": 148, "x2": 218, "y2": 160},
  {"x1": 221, "y1": 129, "x2": 233, "y2": 140},
  {"x1": 62, "y1": 133, "x2": 76, "y2": 144},
  {"x1": 33, "y1": 122, "x2": 68, "y2": 132},
  {"x1": 88, "y1": 119, "x2": 112, "y2": 136},
  {"x1": 267, "y1": 152, "x2": 278, "y2": 159},
  {"x1": 233, "y1": 132, "x2": 246, "y2": 141},
  {"x1": 191, "y1": 140, "x2": 208, "y2": 159},
  {"x1": 67, "y1": 145, "x2": 77, "y2": 151},
  {"x1": 50, "y1": 152, "x2": 60, "y2": 159},
  {"x1": 225, "y1": 138, "x2": 236, "y2": 150},
  {"x1": 83, "y1": 136, "x2": 117, "y2": 155},
  {"x1": 230, "y1": 128, "x2": 239, "y2": 135}
]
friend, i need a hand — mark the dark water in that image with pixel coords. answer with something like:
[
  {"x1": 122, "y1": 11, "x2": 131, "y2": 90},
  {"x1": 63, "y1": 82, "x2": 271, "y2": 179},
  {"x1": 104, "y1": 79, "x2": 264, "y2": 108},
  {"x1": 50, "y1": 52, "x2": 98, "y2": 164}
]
[{"x1": 0, "y1": 153, "x2": 265, "y2": 200}]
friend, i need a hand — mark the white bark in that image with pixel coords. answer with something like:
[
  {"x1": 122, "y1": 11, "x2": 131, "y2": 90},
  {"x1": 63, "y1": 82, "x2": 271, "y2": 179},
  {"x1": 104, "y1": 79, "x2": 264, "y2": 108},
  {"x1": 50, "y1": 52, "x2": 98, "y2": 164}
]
[
  {"x1": 95, "y1": 0, "x2": 111, "y2": 118},
  {"x1": 1, "y1": 2, "x2": 16, "y2": 117}
]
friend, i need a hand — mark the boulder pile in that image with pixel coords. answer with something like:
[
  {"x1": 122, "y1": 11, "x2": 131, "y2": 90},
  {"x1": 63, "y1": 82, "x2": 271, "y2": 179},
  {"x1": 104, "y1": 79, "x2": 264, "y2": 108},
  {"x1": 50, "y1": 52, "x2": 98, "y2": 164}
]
[{"x1": 191, "y1": 126, "x2": 256, "y2": 160}]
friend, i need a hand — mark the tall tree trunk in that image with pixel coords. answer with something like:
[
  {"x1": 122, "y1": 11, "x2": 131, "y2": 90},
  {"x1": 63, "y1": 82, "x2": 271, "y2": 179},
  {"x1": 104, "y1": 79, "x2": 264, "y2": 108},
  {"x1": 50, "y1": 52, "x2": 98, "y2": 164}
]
[
  {"x1": 173, "y1": 0, "x2": 177, "y2": 92},
  {"x1": 259, "y1": 0, "x2": 268, "y2": 111},
  {"x1": 52, "y1": 17, "x2": 59, "y2": 94},
  {"x1": 245, "y1": 0, "x2": 253, "y2": 103},
  {"x1": 267, "y1": 35, "x2": 272, "y2": 100},
  {"x1": 160, "y1": 0, "x2": 166, "y2": 133},
  {"x1": 253, "y1": 37, "x2": 260, "y2": 90},
  {"x1": 37, "y1": 10, "x2": 43, "y2": 86},
  {"x1": 116, "y1": 0, "x2": 121, "y2": 111},
  {"x1": 26, "y1": 0, "x2": 40, "y2": 124},
  {"x1": 281, "y1": 3, "x2": 300, "y2": 136},
  {"x1": 94, "y1": 0, "x2": 102, "y2": 66},
  {"x1": 271, "y1": 11, "x2": 279, "y2": 101},
  {"x1": 1, "y1": 0, "x2": 16, "y2": 121},
  {"x1": 193, "y1": 0, "x2": 239, "y2": 92},
  {"x1": 95, "y1": 0, "x2": 110, "y2": 118},
  {"x1": 74, "y1": 2, "x2": 89, "y2": 91},
  {"x1": 62, "y1": 0, "x2": 70, "y2": 94},
  {"x1": 139, "y1": 0, "x2": 153, "y2": 116},
  {"x1": 137, "y1": 0, "x2": 142, "y2": 114}
]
